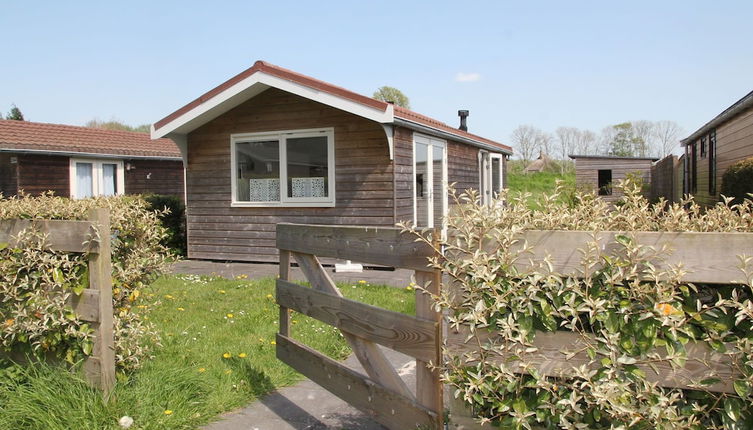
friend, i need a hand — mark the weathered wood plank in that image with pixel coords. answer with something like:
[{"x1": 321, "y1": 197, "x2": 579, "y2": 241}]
[
  {"x1": 83, "y1": 208, "x2": 115, "y2": 396},
  {"x1": 506, "y1": 230, "x2": 753, "y2": 284},
  {"x1": 69, "y1": 289, "x2": 100, "y2": 322},
  {"x1": 279, "y1": 250, "x2": 291, "y2": 338},
  {"x1": 276, "y1": 279, "x2": 437, "y2": 361},
  {"x1": 278, "y1": 224, "x2": 434, "y2": 271},
  {"x1": 0, "y1": 219, "x2": 98, "y2": 253},
  {"x1": 414, "y1": 268, "x2": 443, "y2": 426},
  {"x1": 276, "y1": 334, "x2": 438, "y2": 430},
  {"x1": 292, "y1": 252, "x2": 415, "y2": 400},
  {"x1": 446, "y1": 328, "x2": 738, "y2": 394}
]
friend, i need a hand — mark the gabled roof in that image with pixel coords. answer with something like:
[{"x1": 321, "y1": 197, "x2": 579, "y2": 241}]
[
  {"x1": 682, "y1": 89, "x2": 753, "y2": 145},
  {"x1": 0, "y1": 120, "x2": 181, "y2": 159},
  {"x1": 152, "y1": 61, "x2": 511, "y2": 155}
]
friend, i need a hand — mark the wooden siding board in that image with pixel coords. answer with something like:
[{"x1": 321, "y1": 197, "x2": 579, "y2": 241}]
[
  {"x1": 123, "y1": 159, "x2": 184, "y2": 198},
  {"x1": 17, "y1": 154, "x2": 70, "y2": 197},
  {"x1": 0, "y1": 153, "x2": 18, "y2": 196}
]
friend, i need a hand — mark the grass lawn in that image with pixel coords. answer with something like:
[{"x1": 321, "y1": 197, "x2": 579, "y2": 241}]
[
  {"x1": 0, "y1": 274, "x2": 415, "y2": 430},
  {"x1": 507, "y1": 170, "x2": 575, "y2": 208}
]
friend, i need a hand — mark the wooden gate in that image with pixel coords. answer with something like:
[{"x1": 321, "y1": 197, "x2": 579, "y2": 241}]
[{"x1": 275, "y1": 223, "x2": 442, "y2": 429}]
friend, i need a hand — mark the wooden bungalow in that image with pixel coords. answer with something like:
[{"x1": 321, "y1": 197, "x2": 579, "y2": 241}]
[
  {"x1": 682, "y1": 90, "x2": 753, "y2": 206},
  {"x1": 569, "y1": 155, "x2": 657, "y2": 201},
  {"x1": 0, "y1": 120, "x2": 184, "y2": 199},
  {"x1": 151, "y1": 60, "x2": 512, "y2": 263}
]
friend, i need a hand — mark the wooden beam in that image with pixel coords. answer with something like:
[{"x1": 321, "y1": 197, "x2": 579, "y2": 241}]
[
  {"x1": 292, "y1": 252, "x2": 415, "y2": 400},
  {"x1": 414, "y1": 267, "x2": 443, "y2": 425},
  {"x1": 0, "y1": 219, "x2": 98, "y2": 253},
  {"x1": 276, "y1": 279, "x2": 437, "y2": 361},
  {"x1": 505, "y1": 230, "x2": 753, "y2": 284},
  {"x1": 446, "y1": 328, "x2": 738, "y2": 394},
  {"x1": 277, "y1": 223, "x2": 434, "y2": 271},
  {"x1": 278, "y1": 249, "x2": 291, "y2": 338},
  {"x1": 276, "y1": 334, "x2": 438, "y2": 430},
  {"x1": 82, "y1": 209, "x2": 115, "y2": 396}
]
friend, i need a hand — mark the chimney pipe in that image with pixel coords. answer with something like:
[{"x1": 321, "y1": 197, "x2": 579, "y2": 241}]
[{"x1": 458, "y1": 110, "x2": 469, "y2": 132}]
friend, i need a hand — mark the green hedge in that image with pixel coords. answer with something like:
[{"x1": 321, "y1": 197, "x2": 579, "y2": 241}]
[
  {"x1": 144, "y1": 194, "x2": 186, "y2": 256},
  {"x1": 721, "y1": 157, "x2": 753, "y2": 205}
]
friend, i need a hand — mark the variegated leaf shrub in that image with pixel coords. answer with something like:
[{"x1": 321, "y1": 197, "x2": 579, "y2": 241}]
[
  {"x1": 402, "y1": 181, "x2": 753, "y2": 429},
  {"x1": 0, "y1": 193, "x2": 168, "y2": 371}
]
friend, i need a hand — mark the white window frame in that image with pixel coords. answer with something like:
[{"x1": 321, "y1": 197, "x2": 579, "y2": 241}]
[
  {"x1": 479, "y1": 151, "x2": 504, "y2": 205},
  {"x1": 69, "y1": 158, "x2": 125, "y2": 199},
  {"x1": 230, "y1": 127, "x2": 336, "y2": 207},
  {"x1": 412, "y1": 133, "x2": 447, "y2": 229}
]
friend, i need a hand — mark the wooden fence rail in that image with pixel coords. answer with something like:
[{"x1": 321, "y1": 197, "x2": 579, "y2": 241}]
[
  {"x1": 0, "y1": 208, "x2": 115, "y2": 395},
  {"x1": 276, "y1": 223, "x2": 442, "y2": 430}
]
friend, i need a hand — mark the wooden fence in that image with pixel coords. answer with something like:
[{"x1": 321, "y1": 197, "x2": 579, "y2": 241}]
[
  {"x1": 275, "y1": 223, "x2": 442, "y2": 429},
  {"x1": 447, "y1": 229, "x2": 750, "y2": 395},
  {"x1": 0, "y1": 208, "x2": 115, "y2": 394}
]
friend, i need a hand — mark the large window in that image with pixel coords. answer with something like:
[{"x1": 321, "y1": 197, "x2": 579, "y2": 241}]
[
  {"x1": 69, "y1": 158, "x2": 124, "y2": 199},
  {"x1": 231, "y1": 128, "x2": 335, "y2": 207}
]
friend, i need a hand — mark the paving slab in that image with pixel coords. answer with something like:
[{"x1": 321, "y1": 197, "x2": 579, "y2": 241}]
[{"x1": 170, "y1": 260, "x2": 414, "y2": 289}]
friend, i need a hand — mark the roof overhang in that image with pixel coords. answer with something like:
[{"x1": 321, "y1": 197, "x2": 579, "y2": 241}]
[
  {"x1": 393, "y1": 117, "x2": 513, "y2": 155},
  {"x1": 151, "y1": 70, "x2": 394, "y2": 139},
  {"x1": 681, "y1": 90, "x2": 753, "y2": 146},
  {"x1": 0, "y1": 147, "x2": 182, "y2": 161}
]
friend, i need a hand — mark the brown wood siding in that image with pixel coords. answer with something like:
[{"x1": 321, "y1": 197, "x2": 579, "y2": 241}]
[
  {"x1": 685, "y1": 106, "x2": 753, "y2": 207},
  {"x1": 124, "y1": 159, "x2": 184, "y2": 198},
  {"x1": 650, "y1": 155, "x2": 678, "y2": 203},
  {"x1": 17, "y1": 154, "x2": 69, "y2": 197},
  {"x1": 447, "y1": 141, "x2": 480, "y2": 196},
  {"x1": 573, "y1": 158, "x2": 653, "y2": 202},
  {"x1": 0, "y1": 153, "x2": 18, "y2": 197},
  {"x1": 393, "y1": 127, "x2": 414, "y2": 223},
  {"x1": 185, "y1": 88, "x2": 394, "y2": 262}
]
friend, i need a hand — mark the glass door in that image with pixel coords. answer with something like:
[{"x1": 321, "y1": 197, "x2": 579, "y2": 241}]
[
  {"x1": 414, "y1": 136, "x2": 446, "y2": 229},
  {"x1": 480, "y1": 152, "x2": 504, "y2": 205}
]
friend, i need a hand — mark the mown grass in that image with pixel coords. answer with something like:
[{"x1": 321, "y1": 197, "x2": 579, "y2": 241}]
[
  {"x1": 0, "y1": 274, "x2": 414, "y2": 430},
  {"x1": 507, "y1": 170, "x2": 575, "y2": 208}
]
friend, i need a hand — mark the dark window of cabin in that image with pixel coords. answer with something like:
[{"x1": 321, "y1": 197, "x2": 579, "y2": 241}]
[
  {"x1": 598, "y1": 169, "x2": 612, "y2": 195},
  {"x1": 691, "y1": 141, "x2": 697, "y2": 194},
  {"x1": 709, "y1": 129, "x2": 716, "y2": 194},
  {"x1": 700, "y1": 136, "x2": 707, "y2": 158}
]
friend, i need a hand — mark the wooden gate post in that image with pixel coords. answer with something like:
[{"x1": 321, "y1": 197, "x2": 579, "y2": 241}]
[
  {"x1": 414, "y1": 229, "x2": 443, "y2": 428},
  {"x1": 83, "y1": 208, "x2": 115, "y2": 396}
]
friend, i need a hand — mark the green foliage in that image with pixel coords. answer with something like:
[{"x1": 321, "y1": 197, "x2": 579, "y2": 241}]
[
  {"x1": 143, "y1": 194, "x2": 186, "y2": 256},
  {"x1": 721, "y1": 157, "x2": 753, "y2": 206},
  {"x1": 608, "y1": 122, "x2": 644, "y2": 157},
  {"x1": 506, "y1": 161, "x2": 576, "y2": 209},
  {"x1": 5, "y1": 104, "x2": 24, "y2": 121},
  {"x1": 403, "y1": 180, "x2": 753, "y2": 429},
  {"x1": 0, "y1": 275, "x2": 414, "y2": 429},
  {"x1": 0, "y1": 193, "x2": 170, "y2": 371},
  {"x1": 84, "y1": 119, "x2": 150, "y2": 133},
  {"x1": 372, "y1": 86, "x2": 411, "y2": 109}
]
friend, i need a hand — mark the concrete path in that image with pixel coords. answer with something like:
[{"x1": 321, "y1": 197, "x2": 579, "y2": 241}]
[{"x1": 170, "y1": 260, "x2": 416, "y2": 430}]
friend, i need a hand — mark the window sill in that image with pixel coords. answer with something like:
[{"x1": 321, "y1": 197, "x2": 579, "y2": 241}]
[{"x1": 231, "y1": 201, "x2": 336, "y2": 208}]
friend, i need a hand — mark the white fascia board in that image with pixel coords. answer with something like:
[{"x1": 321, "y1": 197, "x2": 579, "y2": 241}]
[{"x1": 152, "y1": 71, "x2": 394, "y2": 139}]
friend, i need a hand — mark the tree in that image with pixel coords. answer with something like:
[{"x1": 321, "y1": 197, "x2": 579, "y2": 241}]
[
  {"x1": 85, "y1": 119, "x2": 150, "y2": 133},
  {"x1": 632, "y1": 120, "x2": 656, "y2": 157},
  {"x1": 372, "y1": 86, "x2": 410, "y2": 109},
  {"x1": 5, "y1": 104, "x2": 24, "y2": 121},
  {"x1": 654, "y1": 120, "x2": 683, "y2": 157},
  {"x1": 534, "y1": 130, "x2": 553, "y2": 158},
  {"x1": 605, "y1": 122, "x2": 644, "y2": 157},
  {"x1": 574, "y1": 129, "x2": 597, "y2": 155},
  {"x1": 510, "y1": 125, "x2": 540, "y2": 162}
]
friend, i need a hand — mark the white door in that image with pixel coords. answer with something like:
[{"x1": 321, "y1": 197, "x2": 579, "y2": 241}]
[
  {"x1": 480, "y1": 152, "x2": 504, "y2": 205},
  {"x1": 414, "y1": 135, "x2": 447, "y2": 229}
]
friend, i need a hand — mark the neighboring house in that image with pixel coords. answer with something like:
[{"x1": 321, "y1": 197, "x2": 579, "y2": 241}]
[
  {"x1": 151, "y1": 60, "x2": 512, "y2": 263},
  {"x1": 681, "y1": 90, "x2": 753, "y2": 206},
  {"x1": 569, "y1": 155, "x2": 657, "y2": 201},
  {"x1": 0, "y1": 120, "x2": 184, "y2": 199}
]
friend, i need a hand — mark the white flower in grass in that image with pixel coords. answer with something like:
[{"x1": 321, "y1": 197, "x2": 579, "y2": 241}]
[{"x1": 119, "y1": 416, "x2": 134, "y2": 428}]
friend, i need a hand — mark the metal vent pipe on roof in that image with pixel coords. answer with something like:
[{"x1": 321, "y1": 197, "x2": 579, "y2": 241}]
[{"x1": 458, "y1": 110, "x2": 469, "y2": 131}]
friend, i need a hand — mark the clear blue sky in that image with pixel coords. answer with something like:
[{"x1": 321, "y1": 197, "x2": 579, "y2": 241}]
[{"x1": 3, "y1": 1, "x2": 752, "y2": 149}]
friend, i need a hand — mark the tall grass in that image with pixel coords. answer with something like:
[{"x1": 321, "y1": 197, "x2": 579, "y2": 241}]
[{"x1": 0, "y1": 275, "x2": 414, "y2": 430}]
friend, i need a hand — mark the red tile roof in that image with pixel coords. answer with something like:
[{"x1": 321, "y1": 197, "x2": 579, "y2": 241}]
[
  {"x1": 154, "y1": 60, "x2": 511, "y2": 153},
  {"x1": 0, "y1": 120, "x2": 181, "y2": 158}
]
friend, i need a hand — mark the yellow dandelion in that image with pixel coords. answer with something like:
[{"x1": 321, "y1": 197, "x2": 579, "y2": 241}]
[
  {"x1": 238, "y1": 353, "x2": 247, "y2": 358},
  {"x1": 226, "y1": 313, "x2": 233, "y2": 318},
  {"x1": 222, "y1": 352, "x2": 231, "y2": 359},
  {"x1": 270, "y1": 341, "x2": 276, "y2": 345},
  {"x1": 218, "y1": 290, "x2": 226, "y2": 294},
  {"x1": 164, "y1": 410, "x2": 173, "y2": 415},
  {"x1": 198, "y1": 367, "x2": 206, "y2": 373},
  {"x1": 358, "y1": 280, "x2": 367, "y2": 284},
  {"x1": 405, "y1": 285, "x2": 413, "y2": 291},
  {"x1": 258, "y1": 338, "x2": 264, "y2": 342},
  {"x1": 177, "y1": 307, "x2": 185, "y2": 311},
  {"x1": 136, "y1": 305, "x2": 147, "y2": 309},
  {"x1": 225, "y1": 369, "x2": 232, "y2": 374},
  {"x1": 164, "y1": 294, "x2": 174, "y2": 299},
  {"x1": 266, "y1": 294, "x2": 273, "y2": 299}
]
